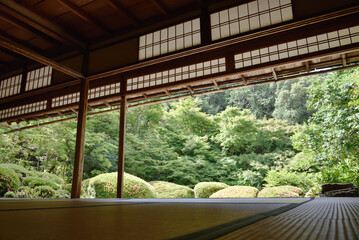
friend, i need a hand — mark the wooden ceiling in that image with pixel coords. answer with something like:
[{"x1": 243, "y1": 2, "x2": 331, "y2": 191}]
[
  {"x1": 0, "y1": 0, "x2": 203, "y2": 70},
  {"x1": 1, "y1": 0, "x2": 359, "y2": 128}
]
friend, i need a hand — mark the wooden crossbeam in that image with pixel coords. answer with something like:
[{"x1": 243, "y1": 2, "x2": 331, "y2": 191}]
[
  {"x1": 0, "y1": 0, "x2": 85, "y2": 50},
  {"x1": 165, "y1": 89, "x2": 172, "y2": 96},
  {"x1": 272, "y1": 68, "x2": 278, "y2": 80},
  {"x1": 104, "y1": 101, "x2": 111, "y2": 107},
  {"x1": 212, "y1": 79, "x2": 220, "y2": 89},
  {"x1": 187, "y1": 85, "x2": 194, "y2": 97},
  {"x1": 103, "y1": 0, "x2": 138, "y2": 26},
  {"x1": 241, "y1": 75, "x2": 247, "y2": 85},
  {"x1": 0, "y1": 34, "x2": 84, "y2": 79},
  {"x1": 56, "y1": 0, "x2": 111, "y2": 33},
  {"x1": 143, "y1": 93, "x2": 148, "y2": 100},
  {"x1": 150, "y1": 0, "x2": 169, "y2": 16}
]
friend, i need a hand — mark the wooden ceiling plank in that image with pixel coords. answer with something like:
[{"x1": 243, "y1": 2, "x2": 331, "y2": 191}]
[
  {"x1": 0, "y1": 0, "x2": 85, "y2": 50},
  {"x1": 149, "y1": 0, "x2": 169, "y2": 17},
  {"x1": 0, "y1": 34, "x2": 84, "y2": 79},
  {"x1": 56, "y1": 0, "x2": 111, "y2": 33},
  {"x1": 103, "y1": 0, "x2": 138, "y2": 26}
]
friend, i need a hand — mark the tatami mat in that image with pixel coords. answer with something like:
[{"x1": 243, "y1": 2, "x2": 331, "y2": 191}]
[
  {"x1": 0, "y1": 198, "x2": 309, "y2": 240},
  {"x1": 218, "y1": 198, "x2": 359, "y2": 240}
]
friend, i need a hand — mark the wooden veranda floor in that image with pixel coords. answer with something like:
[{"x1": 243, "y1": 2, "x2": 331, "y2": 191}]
[{"x1": 0, "y1": 198, "x2": 358, "y2": 240}]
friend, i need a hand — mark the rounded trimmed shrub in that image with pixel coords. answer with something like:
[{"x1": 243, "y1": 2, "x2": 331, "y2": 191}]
[
  {"x1": 33, "y1": 172, "x2": 64, "y2": 185},
  {"x1": 209, "y1": 186, "x2": 259, "y2": 198},
  {"x1": 258, "y1": 186, "x2": 304, "y2": 198},
  {"x1": 34, "y1": 186, "x2": 56, "y2": 198},
  {"x1": 4, "y1": 191, "x2": 16, "y2": 198},
  {"x1": 150, "y1": 181, "x2": 194, "y2": 198},
  {"x1": 194, "y1": 182, "x2": 229, "y2": 198},
  {"x1": 22, "y1": 176, "x2": 60, "y2": 189},
  {"x1": 0, "y1": 166, "x2": 21, "y2": 196},
  {"x1": 85, "y1": 172, "x2": 157, "y2": 199}
]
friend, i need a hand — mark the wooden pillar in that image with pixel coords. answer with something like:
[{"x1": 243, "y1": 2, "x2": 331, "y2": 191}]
[
  {"x1": 200, "y1": 2, "x2": 211, "y2": 45},
  {"x1": 20, "y1": 67, "x2": 27, "y2": 93},
  {"x1": 71, "y1": 77, "x2": 89, "y2": 198},
  {"x1": 117, "y1": 80, "x2": 127, "y2": 198}
]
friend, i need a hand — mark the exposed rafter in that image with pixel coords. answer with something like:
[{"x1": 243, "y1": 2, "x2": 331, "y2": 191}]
[
  {"x1": 0, "y1": 35, "x2": 84, "y2": 79},
  {"x1": 0, "y1": 0, "x2": 85, "y2": 50},
  {"x1": 241, "y1": 75, "x2": 247, "y2": 85},
  {"x1": 212, "y1": 79, "x2": 220, "y2": 89},
  {"x1": 56, "y1": 0, "x2": 111, "y2": 33},
  {"x1": 272, "y1": 68, "x2": 278, "y2": 80},
  {"x1": 103, "y1": 0, "x2": 138, "y2": 26},
  {"x1": 150, "y1": 0, "x2": 169, "y2": 17}
]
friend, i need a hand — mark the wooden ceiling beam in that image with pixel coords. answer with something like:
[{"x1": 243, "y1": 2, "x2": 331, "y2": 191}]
[
  {"x1": 56, "y1": 0, "x2": 111, "y2": 32},
  {"x1": 0, "y1": 0, "x2": 85, "y2": 50},
  {"x1": 0, "y1": 34, "x2": 84, "y2": 79},
  {"x1": 103, "y1": 0, "x2": 138, "y2": 26},
  {"x1": 149, "y1": 0, "x2": 169, "y2": 17}
]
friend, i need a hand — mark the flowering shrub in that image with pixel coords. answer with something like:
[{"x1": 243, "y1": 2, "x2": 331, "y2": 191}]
[
  {"x1": 34, "y1": 186, "x2": 56, "y2": 198},
  {"x1": 194, "y1": 182, "x2": 229, "y2": 198},
  {"x1": 258, "y1": 186, "x2": 304, "y2": 198},
  {"x1": 85, "y1": 172, "x2": 157, "y2": 198},
  {"x1": 150, "y1": 181, "x2": 194, "y2": 198},
  {"x1": 209, "y1": 186, "x2": 259, "y2": 198},
  {"x1": 33, "y1": 172, "x2": 65, "y2": 185},
  {"x1": 15, "y1": 186, "x2": 35, "y2": 198},
  {"x1": 0, "y1": 164, "x2": 30, "y2": 177},
  {"x1": 22, "y1": 176, "x2": 60, "y2": 189},
  {"x1": 0, "y1": 166, "x2": 21, "y2": 196}
]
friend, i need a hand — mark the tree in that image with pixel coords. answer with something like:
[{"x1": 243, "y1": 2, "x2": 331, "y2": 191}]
[{"x1": 292, "y1": 69, "x2": 359, "y2": 185}]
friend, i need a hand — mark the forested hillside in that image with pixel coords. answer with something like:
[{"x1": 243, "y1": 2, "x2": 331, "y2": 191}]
[{"x1": 1, "y1": 68, "x2": 358, "y2": 194}]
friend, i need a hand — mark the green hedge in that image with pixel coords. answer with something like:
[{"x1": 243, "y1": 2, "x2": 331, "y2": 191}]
[
  {"x1": 258, "y1": 186, "x2": 304, "y2": 198},
  {"x1": 0, "y1": 164, "x2": 30, "y2": 178},
  {"x1": 150, "y1": 181, "x2": 194, "y2": 198},
  {"x1": 209, "y1": 186, "x2": 259, "y2": 198},
  {"x1": 34, "y1": 186, "x2": 56, "y2": 198},
  {"x1": 4, "y1": 191, "x2": 16, "y2": 198},
  {"x1": 0, "y1": 166, "x2": 21, "y2": 196},
  {"x1": 22, "y1": 176, "x2": 60, "y2": 190},
  {"x1": 33, "y1": 172, "x2": 65, "y2": 185},
  {"x1": 85, "y1": 172, "x2": 157, "y2": 198},
  {"x1": 194, "y1": 182, "x2": 229, "y2": 198}
]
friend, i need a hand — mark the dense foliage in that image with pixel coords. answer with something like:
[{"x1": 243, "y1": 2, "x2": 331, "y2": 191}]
[{"x1": 1, "y1": 68, "x2": 358, "y2": 198}]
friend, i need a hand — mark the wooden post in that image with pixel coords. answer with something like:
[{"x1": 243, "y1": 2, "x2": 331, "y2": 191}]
[
  {"x1": 71, "y1": 77, "x2": 89, "y2": 198},
  {"x1": 117, "y1": 80, "x2": 127, "y2": 198},
  {"x1": 200, "y1": 3, "x2": 211, "y2": 45}
]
